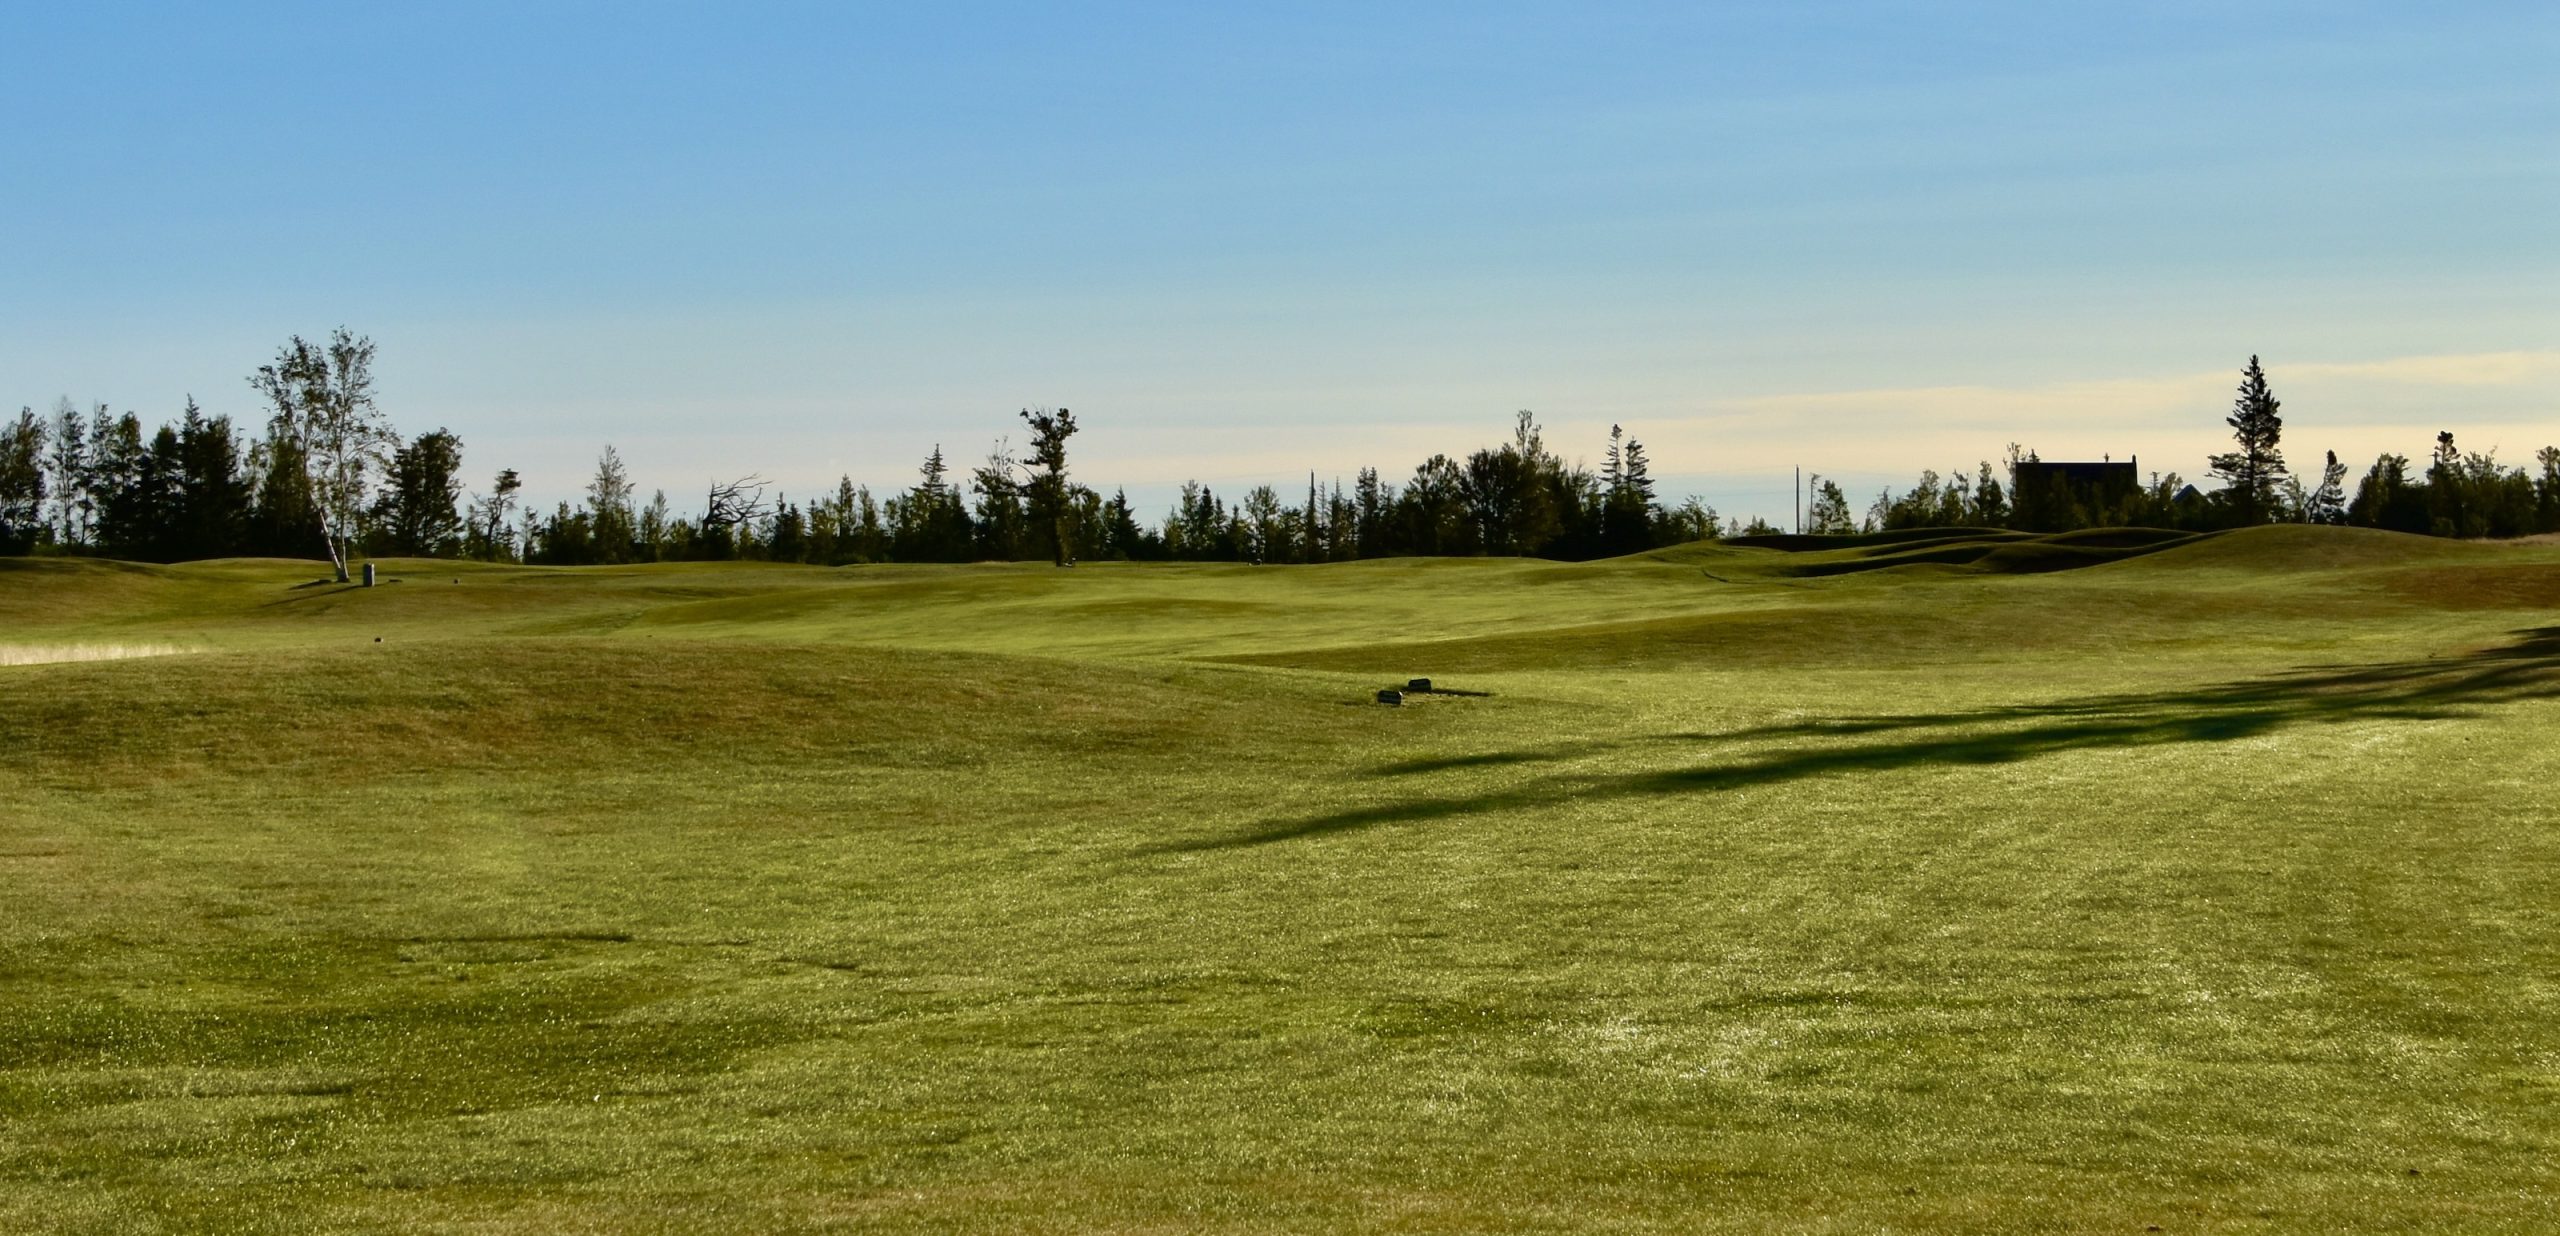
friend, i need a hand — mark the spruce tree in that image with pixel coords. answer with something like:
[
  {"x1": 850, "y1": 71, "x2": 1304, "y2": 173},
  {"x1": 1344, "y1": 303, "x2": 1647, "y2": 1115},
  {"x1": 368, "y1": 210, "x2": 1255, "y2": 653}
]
[
  {"x1": 377, "y1": 429, "x2": 467, "y2": 556},
  {"x1": 175, "y1": 400, "x2": 252, "y2": 559},
  {"x1": 1017, "y1": 408, "x2": 1078, "y2": 565},
  {"x1": 2208, "y1": 356, "x2": 2287, "y2": 524}
]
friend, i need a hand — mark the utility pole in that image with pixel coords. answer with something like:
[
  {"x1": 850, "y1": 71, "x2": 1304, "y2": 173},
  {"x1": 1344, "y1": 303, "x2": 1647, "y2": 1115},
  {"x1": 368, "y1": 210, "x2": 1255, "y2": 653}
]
[{"x1": 1794, "y1": 466, "x2": 1801, "y2": 535}]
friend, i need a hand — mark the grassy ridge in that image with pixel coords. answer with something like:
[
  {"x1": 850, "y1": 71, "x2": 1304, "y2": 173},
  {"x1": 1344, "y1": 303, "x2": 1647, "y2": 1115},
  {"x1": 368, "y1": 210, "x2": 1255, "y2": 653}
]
[{"x1": 4, "y1": 529, "x2": 2559, "y2": 1232}]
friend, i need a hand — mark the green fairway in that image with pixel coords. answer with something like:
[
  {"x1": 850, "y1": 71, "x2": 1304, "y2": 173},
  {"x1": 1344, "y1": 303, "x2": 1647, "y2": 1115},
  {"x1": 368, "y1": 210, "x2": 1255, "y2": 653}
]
[{"x1": 4, "y1": 527, "x2": 2558, "y2": 1232}]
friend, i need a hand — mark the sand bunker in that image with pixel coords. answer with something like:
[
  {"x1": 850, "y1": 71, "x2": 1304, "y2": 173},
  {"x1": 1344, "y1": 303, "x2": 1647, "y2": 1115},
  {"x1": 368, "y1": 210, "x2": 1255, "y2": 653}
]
[{"x1": 0, "y1": 643, "x2": 192, "y2": 667}]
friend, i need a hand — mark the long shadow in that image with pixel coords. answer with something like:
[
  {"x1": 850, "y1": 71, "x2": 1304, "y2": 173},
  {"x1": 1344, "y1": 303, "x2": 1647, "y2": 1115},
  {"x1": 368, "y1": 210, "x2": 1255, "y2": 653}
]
[
  {"x1": 1170, "y1": 626, "x2": 2560, "y2": 852},
  {"x1": 1364, "y1": 744, "x2": 1611, "y2": 777}
]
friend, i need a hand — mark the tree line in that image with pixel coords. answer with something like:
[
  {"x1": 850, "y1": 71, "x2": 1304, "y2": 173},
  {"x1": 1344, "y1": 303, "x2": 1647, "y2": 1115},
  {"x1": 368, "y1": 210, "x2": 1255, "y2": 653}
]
[
  {"x1": 508, "y1": 408, "x2": 1720, "y2": 566},
  {"x1": 0, "y1": 332, "x2": 468, "y2": 574},
  {"x1": 6, "y1": 344, "x2": 2554, "y2": 564},
  {"x1": 0, "y1": 333, "x2": 1717, "y2": 565}
]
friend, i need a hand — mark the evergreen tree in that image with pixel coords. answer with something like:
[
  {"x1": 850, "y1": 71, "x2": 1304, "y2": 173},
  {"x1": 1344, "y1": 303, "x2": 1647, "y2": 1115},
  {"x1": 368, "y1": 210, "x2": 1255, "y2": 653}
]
[
  {"x1": 1018, "y1": 407, "x2": 1078, "y2": 565},
  {"x1": 639, "y1": 489, "x2": 672, "y2": 561},
  {"x1": 1100, "y1": 487, "x2": 1147, "y2": 559},
  {"x1": 1804, "y1": 474, "x2": 1854, "y2": 535},
  {"x1": 1165, "y1": 481, "x2": 1233, "y2": 560},
  {"x1": 1302, "y1": 473, "x2": 1324, "y2": 563},
  {"x1": 2208, "y1": 356, "x2": 2287, "y2": 524},
  {"x1": 250, "y1": 421, "x2": 324, "y2": 559},
  {"x1": 2426, "y1": 431, "x2": 2468, "y2": 538},
  {"x1": 375, "y1": 428, "x2": 467, "y2": 556},
  {"x1": 174, "y1": 400, "x2": 251, "y2": 560},
  {"x1": 1603, "y1": 432, "x2": 1659, "y2": 552},
  {"x1": 850, "y1": 483, "x2": 887, "y2": 562},
  {"x1": 893, "y1": 444, "x2": 972, "y2": 562},
  {"x1": 1353, "y1": 467, "x2": 1390, "y2": 557},
  {"x1": 586, "y1": 444, "x2": 636, "y2": 562},
  {"x1": 89, "y1": 412, "x2": 152, "y2": 556},
  {"x1": 768, "y1": 496, "x2": 807, "y2": 562},
  {"x1": 142, "y1": 425, "x2": 188, "y2": 557}
]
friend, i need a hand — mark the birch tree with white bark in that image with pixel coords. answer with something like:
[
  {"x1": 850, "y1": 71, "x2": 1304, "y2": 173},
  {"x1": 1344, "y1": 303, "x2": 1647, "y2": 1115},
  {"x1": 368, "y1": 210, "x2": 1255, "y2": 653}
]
[{"x1": 249, "y1": 329, "x2": 396, "y2": 582}]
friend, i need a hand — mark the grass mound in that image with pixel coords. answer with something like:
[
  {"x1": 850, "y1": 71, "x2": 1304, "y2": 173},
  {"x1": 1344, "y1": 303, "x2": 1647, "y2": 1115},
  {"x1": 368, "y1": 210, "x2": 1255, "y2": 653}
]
[
  {"x1": 2124, "y1": 522, "x2": 2493, "y2": 572},
  {"x1": 1739, "y1": 526, "x2": 2208, "y2": 577},
  {"x1": 1722, "y1": 525, "x2": 2021, "y2": 552}
]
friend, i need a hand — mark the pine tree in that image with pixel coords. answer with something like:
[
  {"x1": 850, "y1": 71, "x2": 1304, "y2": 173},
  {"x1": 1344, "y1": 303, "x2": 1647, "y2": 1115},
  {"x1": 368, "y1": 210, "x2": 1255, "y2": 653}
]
[
  {"x1": 1018, "y1": 407, "x2": 1078, "y2": 565},
  {"x1": 89, "y1": 412, "x2": 150, "y2": 556},
  {"x1": 897, "y1": 445, "x2": 971, "y2": 562},
  {"x1": 1353, "y1": 467, "x2": 1388, "y2": 557},
  {"x1": 1601, "y1": 430, "x2": 1658, "y2": 553},
  {"x1": 251, "y1": 421, "x2": 324, "y2": 559},
  {"x1": 376, "y1": 429, "x2": 467, "y2": 556},
  {"x1": 174, "y1": 400, "x2": 252, "y2": 560},
  {"x1": 1805, "y1": 474, "x2": 1854, "y2": 535},
  {"x1": 2208, "y1": 355, "x2": 2287, "y2": 525},
  {"x1": 639, "y1": 489, "x2": 672, "y2": 561},
  {"x1": 139, "y1": 425, "x2": 186, "y2": 559},
  {"x1": 1102, "y1": 487, "x2": 1145, "y2": 560},
  {"x1": 1304, "y1": 472, "x2": 1323, "y2": 562}
]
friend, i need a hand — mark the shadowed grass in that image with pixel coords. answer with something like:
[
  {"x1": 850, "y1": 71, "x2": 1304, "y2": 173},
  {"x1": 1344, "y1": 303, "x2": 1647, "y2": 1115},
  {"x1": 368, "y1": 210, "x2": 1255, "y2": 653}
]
[{"x1": 1194, "y1": 625, "x2": 2560, "y2": 851}]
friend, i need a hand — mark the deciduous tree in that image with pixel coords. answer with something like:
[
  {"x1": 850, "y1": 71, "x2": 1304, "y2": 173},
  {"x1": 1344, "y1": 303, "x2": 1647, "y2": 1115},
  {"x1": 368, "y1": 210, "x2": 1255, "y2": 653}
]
[{"x1": 249, "y1": 329, "x2": 395, "y2": 580}]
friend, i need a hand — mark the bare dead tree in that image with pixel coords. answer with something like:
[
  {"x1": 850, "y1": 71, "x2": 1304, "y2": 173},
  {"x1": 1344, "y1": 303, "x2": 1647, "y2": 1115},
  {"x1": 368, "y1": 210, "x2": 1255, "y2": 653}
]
[{"x1": 702, "y1": 475, "x2": 769, "y2": 534}]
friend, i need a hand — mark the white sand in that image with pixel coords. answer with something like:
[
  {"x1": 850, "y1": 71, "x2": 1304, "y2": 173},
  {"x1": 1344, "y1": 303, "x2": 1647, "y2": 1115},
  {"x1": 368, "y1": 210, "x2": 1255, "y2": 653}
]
[{"x1": 0, "y1": 643, "x2": 192, "y2": 667}]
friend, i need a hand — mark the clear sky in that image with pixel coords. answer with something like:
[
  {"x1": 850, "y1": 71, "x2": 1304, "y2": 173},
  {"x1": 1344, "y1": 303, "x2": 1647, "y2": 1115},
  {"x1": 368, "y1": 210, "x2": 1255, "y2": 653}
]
[{"x1": 5, "y1": 2, "x2": 2554, "y2": 523}]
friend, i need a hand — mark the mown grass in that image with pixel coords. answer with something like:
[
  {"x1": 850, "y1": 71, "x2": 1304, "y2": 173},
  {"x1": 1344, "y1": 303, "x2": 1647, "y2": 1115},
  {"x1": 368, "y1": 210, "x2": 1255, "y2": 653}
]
[{"x1": 3, "y1": 528, "x2": 2558, "y2": 1232}]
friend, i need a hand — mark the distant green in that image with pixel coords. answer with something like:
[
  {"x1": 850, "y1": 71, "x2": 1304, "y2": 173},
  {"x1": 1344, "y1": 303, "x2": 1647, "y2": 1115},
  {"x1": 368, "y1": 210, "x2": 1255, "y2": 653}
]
[{"x1": 3, "y1": 526, "x2": 2557, "y2": 1233}]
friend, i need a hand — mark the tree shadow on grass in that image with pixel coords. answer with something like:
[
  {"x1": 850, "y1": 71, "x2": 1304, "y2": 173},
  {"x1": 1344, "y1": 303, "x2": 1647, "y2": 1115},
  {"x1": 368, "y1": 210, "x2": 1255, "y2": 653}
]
[{"x1": 1168, "y1": 626, "x2": 2560, "y2": 852}]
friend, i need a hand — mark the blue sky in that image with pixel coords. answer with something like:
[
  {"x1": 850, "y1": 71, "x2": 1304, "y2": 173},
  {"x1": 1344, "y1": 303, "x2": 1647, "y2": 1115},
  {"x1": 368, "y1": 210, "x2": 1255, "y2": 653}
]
[{"x1": 4, "y1": 2, "x2": 2553, "y2": 521}]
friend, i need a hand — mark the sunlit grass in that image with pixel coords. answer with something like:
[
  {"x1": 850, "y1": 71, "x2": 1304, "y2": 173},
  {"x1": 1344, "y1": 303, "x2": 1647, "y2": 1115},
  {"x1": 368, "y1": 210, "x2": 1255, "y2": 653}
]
[{"x1": 2, "y1": 528, "x2": 2557, "y2": 1232}]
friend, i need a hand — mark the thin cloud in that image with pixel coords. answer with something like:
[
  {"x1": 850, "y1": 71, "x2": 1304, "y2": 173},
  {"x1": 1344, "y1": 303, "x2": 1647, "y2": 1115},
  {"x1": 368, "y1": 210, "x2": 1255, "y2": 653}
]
[{"x1": 2287, "y1": 350, "x2": 2560, "y2": 387}]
